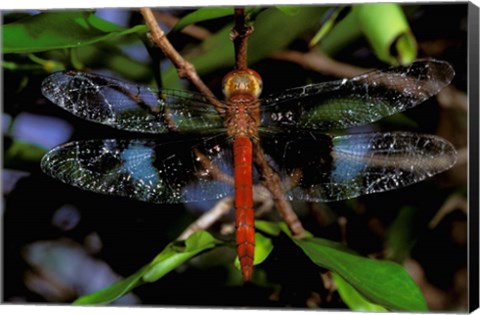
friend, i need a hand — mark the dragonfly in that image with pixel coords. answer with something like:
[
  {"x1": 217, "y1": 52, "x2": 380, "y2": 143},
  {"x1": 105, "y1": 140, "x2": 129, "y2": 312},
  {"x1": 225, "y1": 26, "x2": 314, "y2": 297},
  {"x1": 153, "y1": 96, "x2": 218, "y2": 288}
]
[{"x1": 40, "y1": 59, "x2": 457, "y2": 281}]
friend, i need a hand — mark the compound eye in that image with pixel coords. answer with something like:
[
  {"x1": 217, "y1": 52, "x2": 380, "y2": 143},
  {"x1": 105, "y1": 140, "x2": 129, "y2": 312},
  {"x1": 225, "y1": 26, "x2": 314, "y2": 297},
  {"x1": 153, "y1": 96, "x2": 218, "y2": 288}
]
[
  {"x1": 244, "y1": 69, "x2": 263, "y2": 97},
  {"x1": 222, "y1": 70, "x2": 236, "y2": 98},
  {"x1": 257, "y1": 79, "x2": 263, "y2": 94}
]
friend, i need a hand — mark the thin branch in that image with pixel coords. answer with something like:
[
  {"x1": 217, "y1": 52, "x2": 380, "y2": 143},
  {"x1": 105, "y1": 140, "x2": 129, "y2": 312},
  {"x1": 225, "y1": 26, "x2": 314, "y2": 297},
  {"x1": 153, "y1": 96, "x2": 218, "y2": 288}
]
[
  {"x1": 253, "y1": 142, "x2": 305, "y2": 238},
  {"x1": 231, "y1": 8, "x2": 253, "y2": 70},
  {"x1": 429, "y1": 194, "x2": 468, "y2": 229},
  {"x1": 177, "y1": 181, "x2": 280, "y2": 241},
  {"x1": 270, "y1": 49, "x2": 369, "y2": 78},
  {"x1": 192, "y1": 148, "x2": 235, "y2": 186},
  {"x1": 177, "y1": 197, "x2": 234, "y2": 240},
  {"x1": 436, "y1": 85, "x2": 468, "y2": 112},
  {"x1": 140, "y1": 8, "x2": 225, "y2": 114}
]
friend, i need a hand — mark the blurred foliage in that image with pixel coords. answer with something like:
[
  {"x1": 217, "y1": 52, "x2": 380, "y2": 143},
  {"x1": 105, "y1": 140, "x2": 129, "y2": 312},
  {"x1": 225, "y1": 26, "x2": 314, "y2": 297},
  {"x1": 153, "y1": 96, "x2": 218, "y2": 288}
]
[
  {"x1": 2, "y1": 11, "x2": 146, "y2": 54},
  {"x1": 386, "y1": 207, "x2": 419, "y2": 263},
  {"x1": 4, "y1": 139, "x2": 48, "y2": 169}
]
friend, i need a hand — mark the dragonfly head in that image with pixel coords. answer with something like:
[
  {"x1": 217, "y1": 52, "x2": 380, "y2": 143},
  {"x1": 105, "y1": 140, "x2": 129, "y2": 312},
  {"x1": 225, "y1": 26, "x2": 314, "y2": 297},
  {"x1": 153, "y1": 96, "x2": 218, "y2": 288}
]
[{"x1": 222, "y1": 69, "x2": 263, "y2": 100}]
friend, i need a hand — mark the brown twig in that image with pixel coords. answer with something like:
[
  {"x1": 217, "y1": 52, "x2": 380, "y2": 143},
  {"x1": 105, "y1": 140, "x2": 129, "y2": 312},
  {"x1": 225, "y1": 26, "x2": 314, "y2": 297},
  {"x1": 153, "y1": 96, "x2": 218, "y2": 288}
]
[
  {"x1": 429, "y1": 194, "x2": 468, "y2": 229},
  {"x1": 177, "y1": 180, "x2": 280, "y2": 241},
  {"x1": 436, "y1": 85, "x2": 468, "y2": 112},
  {"x1": 177, "y1": 197, "x2": 234, "y2": 240},
  {"x1": 140, "y1": 8, "x2": 225, "y2": 115},
  {"x1": 271, "y1": 49, "x2": 369, "y2": 78},
  {"x1": 231, "y1": 8, "x2": 253, "y2": 70},
  {"x1": 253, "y1": 142, "x2": 305, "y2": 238},
  {"x1": 192, "y1": 148, "x2": 235, "y2": 186}
]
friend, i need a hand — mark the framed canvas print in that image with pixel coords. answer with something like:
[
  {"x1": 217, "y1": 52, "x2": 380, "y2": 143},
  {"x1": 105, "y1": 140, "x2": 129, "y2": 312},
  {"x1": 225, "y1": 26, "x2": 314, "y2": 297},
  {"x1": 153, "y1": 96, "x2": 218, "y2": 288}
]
[{"x1": 1, "y1": 1, "x2": 478, "y2": 313}]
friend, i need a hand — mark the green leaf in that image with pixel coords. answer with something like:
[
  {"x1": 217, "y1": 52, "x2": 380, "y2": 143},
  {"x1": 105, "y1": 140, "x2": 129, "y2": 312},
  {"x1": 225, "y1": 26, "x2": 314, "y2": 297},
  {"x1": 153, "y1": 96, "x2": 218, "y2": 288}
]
[
  {"x1": 309, "y1": 6, "x2": 349, "y2": 46},
  {"x1": 319, "y1": 4, "x2": 417, "y2": 65},
  {"x1": 74, "y1": 231, "x2": 222, "y2": 305},
  {"x1": 292, "y1": 236, "x2": 427, "y2": 311},
  {"x1": 333, "y1": 272, "x2": 387, "y2": 311},
  {"x1": 276, "y1": 221, "x2": 314, "y2": 238},
  {"x1": 352, "y1": 4, "x2": 417, "y2": 65},
  {"x1": 253, "y1": 233, "x2": 274, "y2": 265},
  {"x1": 2, "y1": 11, "x2": 146, "y2": 54},
  {"x1": 317, "y1": 9, "x2": 362, "y2": 56},
  {"x1": 255, "y1": 220, "x2": 281, "y2": 236},
  {"x1": 173, "y1": 7, "x2": 235, "y2": 31},
  {"x1": 172, "y1": 7, "x2": 263, "y2": 32},
  {"x1": 275, "y1": 6, "x2": 301, "y2": 16},
  {"x1": 143, "y1": 230, "x2": 220, "y2": 282}
]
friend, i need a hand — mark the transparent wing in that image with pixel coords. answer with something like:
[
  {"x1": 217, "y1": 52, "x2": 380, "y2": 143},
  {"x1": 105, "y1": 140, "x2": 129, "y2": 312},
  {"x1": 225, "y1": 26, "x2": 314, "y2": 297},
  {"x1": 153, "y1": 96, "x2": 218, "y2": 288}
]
[
  {"x1": 40, "y1": 136, "x2": 235, "y2": 204},
  {"x1": 41, "y1": 71, "x2": 225, "y2": 134},
  {"x1": 259, "y1": 59, "x2": 455, "y2": 131},
  {"x1": 257, "y1": 131, "x2": 457, "y2": 202}
]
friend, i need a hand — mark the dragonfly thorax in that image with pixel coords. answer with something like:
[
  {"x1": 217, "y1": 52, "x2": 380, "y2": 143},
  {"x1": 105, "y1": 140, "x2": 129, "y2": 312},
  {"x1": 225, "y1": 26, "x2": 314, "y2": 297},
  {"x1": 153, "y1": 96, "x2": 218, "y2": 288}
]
[{"x1": 225, "y1": 97, "x2": 260, "y2": 138}]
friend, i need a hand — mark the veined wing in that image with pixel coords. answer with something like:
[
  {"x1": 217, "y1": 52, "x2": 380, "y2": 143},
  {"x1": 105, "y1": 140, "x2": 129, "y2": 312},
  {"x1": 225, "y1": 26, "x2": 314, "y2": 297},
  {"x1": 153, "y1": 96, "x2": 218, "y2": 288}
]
[
  {"x1": 257, "y1": 131, "x2": 457, "y2": 202},
  {"x1": 259, "y1": 59, "x2": 454, "y2": 131},
  {"x1": 41, "y1": 71, "x2": 225, "y2": 134},
  {"x1": 40, "y1": 136, "x2": 235, "y2": 204}
]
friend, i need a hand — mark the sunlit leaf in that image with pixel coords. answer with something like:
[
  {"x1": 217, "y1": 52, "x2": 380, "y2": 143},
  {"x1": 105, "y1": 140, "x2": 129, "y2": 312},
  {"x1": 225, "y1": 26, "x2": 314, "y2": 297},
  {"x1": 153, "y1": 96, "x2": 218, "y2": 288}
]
[
  {"x1": 333, "y1": 272, "x2": 388, "y2": 311},
  {"x1": 293, "y1": 237, "x2": 426, "y2": 310},
  {"x1": 253, "y1": 233, "x2": 274, "y2": 265},
  {"x1": 275, "y1": 6, "x2": 301, "y2": 16},
  {"x1": 352, "y1": 4, "x2": 417, "y2": 64},
  {"x1": 255, "y1": 220, "x2": 281, "y2": 236},
  {"x1": 317, "y1": 10, "x2": 362, "y2": 55},
  {"x1": 173, "y1": 7, "x2": 235, "y2": 31},
  {"x1": 143, "y1": 230, "x2": 221, "y2": 282},
  {"x1": 270, "y1": 222, "x2": 427, "y2": 310},
  {"x1": 309, "y1": 6, "x2": 350, "y2": 46},
  {"x1": 319, "y1": 4, "x2": 417, "y2": 65}
]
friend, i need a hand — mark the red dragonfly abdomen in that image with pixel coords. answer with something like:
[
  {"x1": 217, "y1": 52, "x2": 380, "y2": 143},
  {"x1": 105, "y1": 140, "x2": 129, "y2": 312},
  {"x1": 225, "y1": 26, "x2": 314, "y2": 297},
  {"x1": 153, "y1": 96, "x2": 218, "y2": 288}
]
[
  {"x1": 223, "y1": 68, "x2": 263, "y2": 281},
  {"x1": 234, "y1": 136, "x2": 255, "y2": 281}
]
